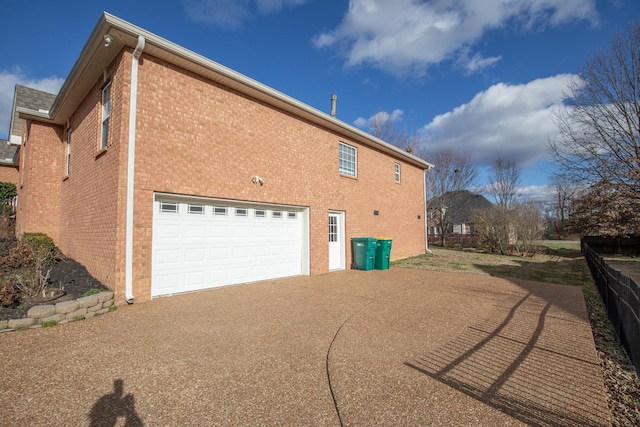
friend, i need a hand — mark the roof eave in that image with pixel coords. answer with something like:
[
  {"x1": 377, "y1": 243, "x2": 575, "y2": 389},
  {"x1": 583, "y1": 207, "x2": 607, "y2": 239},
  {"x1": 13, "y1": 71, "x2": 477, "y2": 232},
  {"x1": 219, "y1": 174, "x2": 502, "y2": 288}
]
[{"x1": 48, "y1": 12, "x2": 433, "y2": 170}]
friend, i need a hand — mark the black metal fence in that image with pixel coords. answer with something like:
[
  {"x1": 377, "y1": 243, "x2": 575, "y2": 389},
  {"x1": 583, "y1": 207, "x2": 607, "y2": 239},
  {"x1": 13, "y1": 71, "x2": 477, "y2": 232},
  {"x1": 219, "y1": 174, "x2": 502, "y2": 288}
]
[{"x1": 583, "y1": 241, "x2": 640, "y2": 375}]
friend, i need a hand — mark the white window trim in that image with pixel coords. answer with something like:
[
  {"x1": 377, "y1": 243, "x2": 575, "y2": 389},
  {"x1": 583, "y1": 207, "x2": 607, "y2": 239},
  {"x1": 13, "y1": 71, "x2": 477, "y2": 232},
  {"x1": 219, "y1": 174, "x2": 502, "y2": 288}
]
[
  {"x1": 213, "y1": 206, "x2": 228, "y2": 216},
  {"x1": 339, "y1": 142, "x2": 357, "y2": 177},
  {"x1": 66, "y1": 128, "x2": 71, "y2": 176},
  {"x1": 394, "y1": 163, "x2": 401, "y2": 183},
  {"x1": 188, "y1": 204, "x2": 204, "y2": 215},
  {"x1": 159, "y1": 201, "x2": 178, "y2": 213},
  {"x1": 100, "y1": 81, "x2": 111, "y2": 149}
]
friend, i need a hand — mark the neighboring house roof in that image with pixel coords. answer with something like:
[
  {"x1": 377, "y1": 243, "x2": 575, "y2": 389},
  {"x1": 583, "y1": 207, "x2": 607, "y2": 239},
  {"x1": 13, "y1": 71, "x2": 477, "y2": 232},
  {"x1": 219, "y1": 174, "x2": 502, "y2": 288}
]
[
  {"x1": 8, "y1": 85, "x2": 57, "y2": 146},
  {"x1": 432, "y1": 190, "x2": 493, "y2": 224},
  {"x1": 17, "y1": 12, "x2": 433, "y2": 171},
  {"x1": 0, "y1": 139, "x2": 18, "y2": 165}
]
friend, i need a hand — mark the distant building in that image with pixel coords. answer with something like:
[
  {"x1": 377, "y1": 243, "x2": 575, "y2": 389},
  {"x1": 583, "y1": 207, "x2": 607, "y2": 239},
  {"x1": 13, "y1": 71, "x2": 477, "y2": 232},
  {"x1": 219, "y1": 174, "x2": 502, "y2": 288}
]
[{"x1": 427, "y1": 190, "x2": 493, "y2": 240}]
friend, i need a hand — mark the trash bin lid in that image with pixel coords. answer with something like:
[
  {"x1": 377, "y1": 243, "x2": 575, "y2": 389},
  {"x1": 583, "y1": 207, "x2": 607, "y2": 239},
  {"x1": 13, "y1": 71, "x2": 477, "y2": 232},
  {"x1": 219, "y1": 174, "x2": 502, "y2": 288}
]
[{"x1": 376, "y1": 236, "x2": 392, "y2": 240}]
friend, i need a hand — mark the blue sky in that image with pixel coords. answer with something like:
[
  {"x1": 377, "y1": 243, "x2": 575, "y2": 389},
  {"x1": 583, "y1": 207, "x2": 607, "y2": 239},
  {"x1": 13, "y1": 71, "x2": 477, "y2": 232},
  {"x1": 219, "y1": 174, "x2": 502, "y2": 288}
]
[{"x1": 1, "y1": 0, "x2": 638, "y2": 201}]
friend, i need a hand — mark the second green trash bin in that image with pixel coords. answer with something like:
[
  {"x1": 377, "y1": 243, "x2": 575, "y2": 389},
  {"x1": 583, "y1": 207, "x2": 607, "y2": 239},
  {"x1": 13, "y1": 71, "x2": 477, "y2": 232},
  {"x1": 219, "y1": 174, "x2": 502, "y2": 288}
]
[
  {"x1": 374, "y1": 237, "x2": 393, "y2": 270},
  {"x1": 351, "y1": 237, "x2": 377, "y2": 271}
]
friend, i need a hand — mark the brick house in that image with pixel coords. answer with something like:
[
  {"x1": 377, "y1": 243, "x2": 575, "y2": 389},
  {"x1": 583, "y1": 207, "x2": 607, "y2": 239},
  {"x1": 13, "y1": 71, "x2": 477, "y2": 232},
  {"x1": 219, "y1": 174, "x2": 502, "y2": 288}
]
[
  {"x1": 427, "y1": 190, "x2": 493, "y2": 242},
  {"x1": 1, "y1": 86, "x2": 57, "y2": 185},
  {"x1": 10, "y1": 13, "x2": 433, "y2": 304}
]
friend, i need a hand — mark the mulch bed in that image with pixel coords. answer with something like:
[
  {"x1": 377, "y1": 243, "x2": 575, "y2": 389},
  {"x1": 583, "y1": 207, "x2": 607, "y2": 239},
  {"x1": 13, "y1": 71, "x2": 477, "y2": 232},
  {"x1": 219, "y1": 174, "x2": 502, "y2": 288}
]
[{"x1": 0, "y1": 237, "x2": 109, "y2": 321}]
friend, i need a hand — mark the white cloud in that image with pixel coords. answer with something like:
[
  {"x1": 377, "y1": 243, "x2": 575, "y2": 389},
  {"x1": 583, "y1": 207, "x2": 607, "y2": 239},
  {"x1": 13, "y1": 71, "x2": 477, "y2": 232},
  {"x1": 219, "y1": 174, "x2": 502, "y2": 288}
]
[
  {"x1": 420, "y1": 74, "x2": 574, "y2": 168},
  {"x1": 0, "y1": 68, "x2": 63, "y2": 139},
  {"x1": 455, "y1": 47, "x2": 502, "y2": 74},
  {"x1": 183, "y1": 0, "x2": 310, "y2": 29},
  {"x1": 354, "y1": 108, "x2": 404, "y2": 128},
  {"x1": 313, "y1": 0, "x2": 598, "y2": 76},
  {"x1": 520, "y1": 184, "x2": 554, "y2": 202}
]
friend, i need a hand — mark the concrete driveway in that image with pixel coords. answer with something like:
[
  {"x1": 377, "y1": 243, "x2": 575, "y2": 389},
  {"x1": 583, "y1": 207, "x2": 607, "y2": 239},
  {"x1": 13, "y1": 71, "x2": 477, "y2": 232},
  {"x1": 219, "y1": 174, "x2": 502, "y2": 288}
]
[{"x1": 0, "y1": 268, "x2": 611, "y2": 426}]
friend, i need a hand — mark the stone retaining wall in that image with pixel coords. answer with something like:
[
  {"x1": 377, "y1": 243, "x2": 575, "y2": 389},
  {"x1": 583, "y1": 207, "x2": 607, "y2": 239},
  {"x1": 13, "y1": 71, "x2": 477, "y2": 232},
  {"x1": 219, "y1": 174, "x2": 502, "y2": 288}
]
[{"x1": 0, "y1": 291, "x2": 114, "y2": 332}]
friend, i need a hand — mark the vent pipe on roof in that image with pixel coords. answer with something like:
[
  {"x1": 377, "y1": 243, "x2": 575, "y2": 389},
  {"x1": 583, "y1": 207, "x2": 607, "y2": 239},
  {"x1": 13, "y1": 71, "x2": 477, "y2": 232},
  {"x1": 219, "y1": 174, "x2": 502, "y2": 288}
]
[{"x1": 330, "y1": 94, "x2": 337, "y2": 117}]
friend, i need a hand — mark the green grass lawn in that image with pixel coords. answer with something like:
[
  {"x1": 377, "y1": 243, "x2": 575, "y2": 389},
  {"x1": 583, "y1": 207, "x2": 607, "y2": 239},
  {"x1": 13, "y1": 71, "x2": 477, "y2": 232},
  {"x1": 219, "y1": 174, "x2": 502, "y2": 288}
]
[{"x1": 393, "y1": 241, "x2": 589, "y2": 288}]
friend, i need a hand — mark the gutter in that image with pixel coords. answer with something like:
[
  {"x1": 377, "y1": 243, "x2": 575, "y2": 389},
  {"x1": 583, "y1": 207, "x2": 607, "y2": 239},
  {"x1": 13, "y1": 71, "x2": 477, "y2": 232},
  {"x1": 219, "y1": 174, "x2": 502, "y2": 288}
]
[{"x1": 124, "y1": 35, "x2": 145, "y2": 304}]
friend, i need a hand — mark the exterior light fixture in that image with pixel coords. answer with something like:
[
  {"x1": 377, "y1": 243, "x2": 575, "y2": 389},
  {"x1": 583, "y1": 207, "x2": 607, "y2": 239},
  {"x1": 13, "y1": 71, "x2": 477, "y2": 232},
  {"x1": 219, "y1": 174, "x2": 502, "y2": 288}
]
[{"x1": 103, "y1": 34, "x2": 113, "y2": 48}]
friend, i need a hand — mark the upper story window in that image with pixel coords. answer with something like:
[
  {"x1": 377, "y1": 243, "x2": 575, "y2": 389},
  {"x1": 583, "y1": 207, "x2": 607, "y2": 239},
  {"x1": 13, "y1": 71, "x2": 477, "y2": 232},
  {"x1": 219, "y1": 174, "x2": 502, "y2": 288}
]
[
  {"x1": 100, "y1": 81, "x2": 111, "y2": 150},
  {"x1": 66, "y1": 128, "x2": 72, "y2": 176},
  {"x1": 394, "y1": 163, "x2": 401, "y2": 183},
  {"x1": 339, "y1": 142, "x2": 357, "y2": 177}
]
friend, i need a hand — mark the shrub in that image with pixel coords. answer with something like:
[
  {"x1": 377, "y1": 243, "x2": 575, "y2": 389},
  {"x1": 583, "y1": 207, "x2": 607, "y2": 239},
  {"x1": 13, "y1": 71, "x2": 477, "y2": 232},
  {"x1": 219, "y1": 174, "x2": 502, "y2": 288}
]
[
  {"x1": 22, "y1": 233, "x2": 56, "y2": 267},
  {"x1": 0, "y1": 276, "x2": 18, "y2": 307},
  {"x1": 8, "y1": 233, "x2": 57, "y2": 298},
  {"x1": 0, "y1": 242, "x2": 34, "y2": 272},
  {"x1": 0, "y1": 182, "x2": 16, "y2": 218}
]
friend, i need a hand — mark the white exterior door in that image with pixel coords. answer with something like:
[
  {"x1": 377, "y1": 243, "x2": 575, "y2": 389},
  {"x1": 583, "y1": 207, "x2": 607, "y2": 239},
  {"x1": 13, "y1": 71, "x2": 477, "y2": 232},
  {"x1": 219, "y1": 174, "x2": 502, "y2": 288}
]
[
  {"x1": 152, "y1": 195, "x2": 308, "y2": 297},
  {"x1": 328, "y1": 211, "x2": 345, "y2": 270}
]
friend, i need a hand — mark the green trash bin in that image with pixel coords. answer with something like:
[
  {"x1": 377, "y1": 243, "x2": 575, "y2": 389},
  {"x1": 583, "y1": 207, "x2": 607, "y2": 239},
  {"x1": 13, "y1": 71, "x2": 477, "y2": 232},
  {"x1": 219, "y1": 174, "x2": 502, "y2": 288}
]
[
  {"x1": 351, "y1": 237, "x2": 377, "y2": 271},
  {"x1": 374, "y1": 237, "x2": 393, "y2": 270}
]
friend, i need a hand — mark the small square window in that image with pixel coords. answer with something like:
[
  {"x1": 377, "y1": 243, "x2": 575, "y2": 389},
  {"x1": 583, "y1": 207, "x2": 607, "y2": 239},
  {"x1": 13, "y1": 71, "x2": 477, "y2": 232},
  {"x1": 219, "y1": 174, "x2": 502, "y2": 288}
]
[
  {"x1": 160, "y1": 201, "x2": 178, "y2": 213},
  {"x1": 339, "y1": 142, "x2": 357, "y2": 177},
  {"x1": 394, "y1": 163, "x2": 401, "y2": 183},
  {"x1": 255, "y1": 209, "x2": 266, "y2": 218},
  {"x1": 188, "y1": 204, "x2": 204, "y2": 215},
  {"x1": 235, "y1": 208, "x2": 248, "y2": 217},
  {"x1": 213, "y1": 206, "x2": 227, "y2": 216},
  {"x1": 272, "y1": 211, "x2": 282, "y2": 218},
  {"x1": 287, "y1": 212, "x2": 297, "y2": 219}
]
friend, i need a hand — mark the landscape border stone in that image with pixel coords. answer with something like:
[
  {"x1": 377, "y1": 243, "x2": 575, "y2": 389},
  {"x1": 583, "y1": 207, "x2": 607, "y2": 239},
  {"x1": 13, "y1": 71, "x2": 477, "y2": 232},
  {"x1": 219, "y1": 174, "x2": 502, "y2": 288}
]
[{"x1": 0, "y1": 291, "x2": 114, "y2": 332}]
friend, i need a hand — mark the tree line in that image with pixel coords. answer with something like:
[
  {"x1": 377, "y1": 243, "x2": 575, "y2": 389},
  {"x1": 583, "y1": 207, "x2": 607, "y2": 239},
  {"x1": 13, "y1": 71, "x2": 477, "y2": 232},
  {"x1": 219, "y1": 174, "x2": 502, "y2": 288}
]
[{"x1": 367, "y1": 20, "x2": 639, "y2": 251}]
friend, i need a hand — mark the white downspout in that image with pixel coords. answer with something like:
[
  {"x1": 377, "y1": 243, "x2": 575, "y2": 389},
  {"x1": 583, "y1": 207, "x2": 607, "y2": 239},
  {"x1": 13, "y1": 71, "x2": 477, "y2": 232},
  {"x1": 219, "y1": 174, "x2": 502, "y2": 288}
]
[
  {"x1": 423, "y1": 168, "x2": 432, "y2": 254},
  {"x1": 125, "y1": 35, "x2": 145, "y2": 304}
]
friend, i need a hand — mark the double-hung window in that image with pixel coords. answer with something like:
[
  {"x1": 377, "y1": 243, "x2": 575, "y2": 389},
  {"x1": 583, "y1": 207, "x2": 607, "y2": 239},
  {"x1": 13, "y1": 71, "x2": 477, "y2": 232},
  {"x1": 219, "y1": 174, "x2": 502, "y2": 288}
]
[
  {"x1": 100, "y1": 81, "x2": 111, "y2": 149},
  {"x1": 394, "y1": 163, "x2": 401, "y2": 183},
  {"x1": 339, "y1": 142, "x2": 357, "y2": 177},
  {"x1": 66, "y1": 128, "x2": 72, "y2": 176}
]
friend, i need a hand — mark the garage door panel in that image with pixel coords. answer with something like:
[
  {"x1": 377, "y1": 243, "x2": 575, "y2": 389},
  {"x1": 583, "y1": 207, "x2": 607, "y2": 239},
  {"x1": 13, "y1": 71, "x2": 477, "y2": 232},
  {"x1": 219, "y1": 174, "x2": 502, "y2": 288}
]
[
  {"x1": 210, "y1": 247, "x2": 230, "y2": 261},
  {"x1": 156, "y1": 248, "x2": 180, "y2": 265},
  {"x1": 212, "y1": 225, "x2": 231, "y2": 238},
  {"x1": 184, "y1": 270, "x2": 206, "y2": 288},
  {"x1": 156, "y1": 223, "x2": 181, "y2": 240},
  {"x1": 153, "y1": 197, "x2": 306, "y2": 297},
  {"x1": 184, "y1": 247, "x2": 207, "y2": 263},
  {"x1": 185, "y1": 224, "x2": 207, "y2": 239},
  {"x1": 155, "y1": 272, "x2": 180, "y2": 294}
]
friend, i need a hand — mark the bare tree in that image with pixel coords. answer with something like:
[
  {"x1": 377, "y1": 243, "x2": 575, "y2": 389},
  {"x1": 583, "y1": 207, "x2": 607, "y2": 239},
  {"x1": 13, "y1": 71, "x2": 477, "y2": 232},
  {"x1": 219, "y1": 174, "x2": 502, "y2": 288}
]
[
  {"x1": 424, "y1": 150, "x2": 478, "y2": 246},
  {"x1": 477, "y1": 157, "x2": 528, "y2": 254},
  {"x1": 486, "y1": 157, "x2": 522, "y2": 209},
  {"x1": 512, "y1": 201, "x2": 544, "y2": 257},
  {"x1": 549, "y1": 21, "x2": 640, "y2": 207},
  {"x1": 368, "y1": 111, "x2": 421, "y2": 153},
  {"x1": 546, "y1": 174, "x2": 579, "y2": 238}
]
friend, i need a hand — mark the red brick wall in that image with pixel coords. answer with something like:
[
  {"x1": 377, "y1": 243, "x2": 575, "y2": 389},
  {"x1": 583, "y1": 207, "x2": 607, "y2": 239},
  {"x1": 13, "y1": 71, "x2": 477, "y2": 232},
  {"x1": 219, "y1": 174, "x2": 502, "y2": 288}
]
[
  {"x1": 56, "y1": 51, "x2": 130, "y2": 299},
  {"x1": 0, "y1": 165, "x2": 18, "y2": 184},
  {"x1": 128, "y1": 54, "x2": 426, "y2": 301},
  {"x1": 15, "y1": 121, "x2": 62, "y2": 241},
  {"x1": 17, "y1": 48, "x2": 426, "y2": 304}
]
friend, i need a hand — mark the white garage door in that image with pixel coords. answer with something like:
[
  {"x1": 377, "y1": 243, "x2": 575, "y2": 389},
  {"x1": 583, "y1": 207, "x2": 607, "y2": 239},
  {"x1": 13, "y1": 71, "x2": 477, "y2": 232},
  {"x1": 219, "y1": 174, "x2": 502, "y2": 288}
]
[{"x1": 152, "y1": 195, "x2": 308, "y2": 297}]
